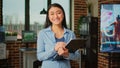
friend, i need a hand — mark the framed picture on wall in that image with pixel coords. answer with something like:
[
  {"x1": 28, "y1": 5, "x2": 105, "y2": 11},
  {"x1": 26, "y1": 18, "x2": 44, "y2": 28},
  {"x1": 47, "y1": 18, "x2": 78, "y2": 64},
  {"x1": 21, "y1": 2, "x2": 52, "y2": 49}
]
[{"x1": 100, "y1": 4, "x2": 120, "y2": 52}]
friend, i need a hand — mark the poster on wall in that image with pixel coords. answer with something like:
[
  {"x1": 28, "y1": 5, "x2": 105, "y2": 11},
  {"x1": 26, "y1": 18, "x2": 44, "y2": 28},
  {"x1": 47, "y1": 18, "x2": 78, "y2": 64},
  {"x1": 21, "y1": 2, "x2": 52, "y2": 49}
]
[{"x1": 100, "y1": 4, "x2": 120, "y2": 52}]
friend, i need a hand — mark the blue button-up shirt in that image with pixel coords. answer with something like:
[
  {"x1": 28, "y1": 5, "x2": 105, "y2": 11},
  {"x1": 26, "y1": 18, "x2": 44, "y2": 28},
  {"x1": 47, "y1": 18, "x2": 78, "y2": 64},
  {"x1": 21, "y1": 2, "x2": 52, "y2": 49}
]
[{"x1": 37, "y1": 26, "x2": 80, "y2": 68}]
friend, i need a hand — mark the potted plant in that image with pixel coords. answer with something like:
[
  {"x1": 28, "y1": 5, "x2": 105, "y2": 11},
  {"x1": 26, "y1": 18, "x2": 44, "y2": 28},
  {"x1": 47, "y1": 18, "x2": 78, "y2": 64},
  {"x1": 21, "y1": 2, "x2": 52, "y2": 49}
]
[
  {"x1": 78, "y1": 15, "x2": 86, "y2": 31},
  {"x1": 5, "y1": 31, "x2": 17, "y2": 41},
  {"x1": 78, "y1": 16, "x2": 84, "y2": 28}
]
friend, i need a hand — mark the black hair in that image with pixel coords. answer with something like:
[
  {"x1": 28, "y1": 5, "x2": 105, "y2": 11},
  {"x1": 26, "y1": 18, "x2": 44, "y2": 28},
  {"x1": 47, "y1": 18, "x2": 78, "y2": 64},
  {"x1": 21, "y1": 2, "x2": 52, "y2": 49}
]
[{"x1": 44, "y1": 3, "x2": 67, "y2": 29}]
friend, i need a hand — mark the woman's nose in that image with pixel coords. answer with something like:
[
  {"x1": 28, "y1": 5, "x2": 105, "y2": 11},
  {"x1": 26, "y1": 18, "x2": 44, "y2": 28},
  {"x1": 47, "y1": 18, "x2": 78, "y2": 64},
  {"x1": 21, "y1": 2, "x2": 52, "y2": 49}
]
[{"x1": 54, "y1": 14, "x2": 58, "y2": 18}]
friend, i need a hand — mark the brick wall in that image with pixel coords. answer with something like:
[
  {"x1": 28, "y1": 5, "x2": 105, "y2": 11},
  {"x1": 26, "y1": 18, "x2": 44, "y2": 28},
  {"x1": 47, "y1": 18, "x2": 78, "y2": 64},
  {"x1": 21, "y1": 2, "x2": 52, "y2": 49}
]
[
  {"x1": 98, "y1": 0, "x2": 120, "y2": 68},
  {"x1": 74, "y1": 0, "x2": 87, "y2": 38},
  {"x1": 73, "y1": 0, "x2": 87, "y2": 68},
  {"x1": 5, "y1": 42, "x2": 36, "y2": 68}
]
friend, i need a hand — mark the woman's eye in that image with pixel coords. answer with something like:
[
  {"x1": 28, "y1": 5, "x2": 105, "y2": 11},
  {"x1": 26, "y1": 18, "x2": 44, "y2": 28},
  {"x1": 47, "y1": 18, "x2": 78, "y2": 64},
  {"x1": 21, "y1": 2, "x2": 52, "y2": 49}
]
[
  {"x1": 57, "y1": 12, "x2": 61, "y2": 14},
  {"x1": 58, "y1": 12, "x2": 61, "y2": 14},
  {"x1": 50, "y1": 13, "x2": 54, "y2": 15}
]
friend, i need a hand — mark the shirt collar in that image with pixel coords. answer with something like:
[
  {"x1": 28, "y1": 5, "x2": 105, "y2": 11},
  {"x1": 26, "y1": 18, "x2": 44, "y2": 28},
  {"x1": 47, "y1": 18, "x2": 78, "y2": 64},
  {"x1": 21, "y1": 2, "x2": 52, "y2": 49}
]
[{"x1": 45, "y1": 26, "x2": 69, "y2": 34}]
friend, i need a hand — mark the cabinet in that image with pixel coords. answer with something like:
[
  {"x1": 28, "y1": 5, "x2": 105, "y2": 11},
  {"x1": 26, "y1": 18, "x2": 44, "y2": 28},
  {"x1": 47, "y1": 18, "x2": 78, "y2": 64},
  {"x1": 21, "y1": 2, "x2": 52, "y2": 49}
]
[
  {"x1": 80, "y1": 17, "x2": 98, "y2": 68},
  {"x1": 19, "y1": 48, "x2": 38, "y2": 68},
  {"x1": 86, "y1": 17, "x2": 98, "y2": 68}
]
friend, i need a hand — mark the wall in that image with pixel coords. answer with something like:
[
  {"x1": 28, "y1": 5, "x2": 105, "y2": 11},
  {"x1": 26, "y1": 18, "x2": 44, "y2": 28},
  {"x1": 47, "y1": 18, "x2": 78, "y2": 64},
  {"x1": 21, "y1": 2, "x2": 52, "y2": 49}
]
[
  {"x1": 74, "y1": 0, "x2": 87, "y2": 38},
  {"x1": 5, "y1": 42, "x2": 36, "y2": 68},
  {"x1": 87, "y1": 0, "x2": 98, "y2": 17}
]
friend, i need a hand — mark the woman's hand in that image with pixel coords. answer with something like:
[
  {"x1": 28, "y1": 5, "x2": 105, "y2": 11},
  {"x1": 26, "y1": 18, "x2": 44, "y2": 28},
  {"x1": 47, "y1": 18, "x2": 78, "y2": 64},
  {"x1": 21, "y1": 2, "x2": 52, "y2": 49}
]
[
  {"x1": 54, "y1": 42, "x2": 66, "y2": 52},
  {"x1": 57, "y1": 47, "x2": 69, "y2": 58},
  {"x1": 54, "y1": 42, "x2": 69, "y2": 57}
]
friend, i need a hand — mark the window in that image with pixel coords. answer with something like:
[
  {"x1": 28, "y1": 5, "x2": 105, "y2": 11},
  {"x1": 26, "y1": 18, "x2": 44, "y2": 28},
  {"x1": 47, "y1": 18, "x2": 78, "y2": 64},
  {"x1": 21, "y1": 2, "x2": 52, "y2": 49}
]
[
  {"x1": 3, "y1": 0, "x2": 71, "y2": 37},
  {"x1": 3, "y1": 0, "x2": 25, "y2": 38},
  {"x1": 30, "y1": 0, "x2": 47, "y2": 34}
]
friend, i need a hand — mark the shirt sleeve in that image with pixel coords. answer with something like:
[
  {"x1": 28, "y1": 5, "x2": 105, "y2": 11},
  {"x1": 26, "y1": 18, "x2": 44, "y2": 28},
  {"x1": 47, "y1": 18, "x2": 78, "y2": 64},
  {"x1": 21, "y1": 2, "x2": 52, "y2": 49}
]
[
  {"x1": 67, "y1": 50, "x2": 81, "y2": 60},
  {"x1": 37, "y1": 30, "x2": 57, "y2": 61}
]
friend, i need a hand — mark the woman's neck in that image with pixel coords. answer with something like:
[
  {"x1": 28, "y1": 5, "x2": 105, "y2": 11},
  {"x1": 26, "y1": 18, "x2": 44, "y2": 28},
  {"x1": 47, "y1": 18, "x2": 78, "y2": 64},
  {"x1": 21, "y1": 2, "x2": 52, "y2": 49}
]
[
  {"x1": 51, "y1": 25, "x2": 64, "y2": 38},
  {"x1": 52, "y1": 25, "x2": 63, "y2": 32}
]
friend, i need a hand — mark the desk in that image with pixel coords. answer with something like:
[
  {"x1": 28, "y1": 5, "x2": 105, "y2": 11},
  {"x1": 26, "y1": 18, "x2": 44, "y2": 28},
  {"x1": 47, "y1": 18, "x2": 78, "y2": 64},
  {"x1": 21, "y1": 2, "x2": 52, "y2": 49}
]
[{"x1": 19, "y1": 48, "x2": 37, "y2": 68}]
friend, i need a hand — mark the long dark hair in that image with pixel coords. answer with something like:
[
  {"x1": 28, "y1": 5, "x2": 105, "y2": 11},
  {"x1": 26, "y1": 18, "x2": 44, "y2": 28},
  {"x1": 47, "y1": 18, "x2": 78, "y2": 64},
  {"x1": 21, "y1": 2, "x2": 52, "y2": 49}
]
[{"x1": 44, "y1": 3, "x2": 67, "y2": 29}]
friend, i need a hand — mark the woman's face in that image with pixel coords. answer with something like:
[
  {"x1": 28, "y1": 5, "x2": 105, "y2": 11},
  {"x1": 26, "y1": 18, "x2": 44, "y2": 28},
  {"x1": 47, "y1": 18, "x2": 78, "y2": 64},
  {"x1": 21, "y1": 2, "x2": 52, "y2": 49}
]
[{"x1": 48, "y1": 7, "x2": 64, "y2": 25}]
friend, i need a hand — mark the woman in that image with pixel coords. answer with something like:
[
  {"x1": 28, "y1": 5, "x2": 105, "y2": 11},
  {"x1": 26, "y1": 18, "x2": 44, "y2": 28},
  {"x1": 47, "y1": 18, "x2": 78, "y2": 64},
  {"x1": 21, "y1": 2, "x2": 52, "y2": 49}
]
[{"x1": 37, "y1": 3, "x2": 80, "y2": 68}]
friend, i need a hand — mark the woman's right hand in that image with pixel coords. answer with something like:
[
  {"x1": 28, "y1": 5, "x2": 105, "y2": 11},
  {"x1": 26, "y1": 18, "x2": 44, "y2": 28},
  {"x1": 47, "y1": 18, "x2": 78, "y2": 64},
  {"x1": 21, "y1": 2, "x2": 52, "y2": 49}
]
[
  {"x1": 57, "y1": 47, "x2": 69, "y2": 57},
  {"x1": 54, "y1": 42, "x2": 66, "y2": 52}
]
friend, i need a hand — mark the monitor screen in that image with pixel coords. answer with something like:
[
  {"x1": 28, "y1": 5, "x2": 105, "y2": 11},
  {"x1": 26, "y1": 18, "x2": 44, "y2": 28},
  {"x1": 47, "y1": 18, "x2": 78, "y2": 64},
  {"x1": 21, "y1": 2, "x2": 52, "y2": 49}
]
[
  {"x1": 100, "y1": 4, "x2": 120, "y2": 52},
  {"x1": 22, "y1": 31, "x2": 37, "y2": 43}
]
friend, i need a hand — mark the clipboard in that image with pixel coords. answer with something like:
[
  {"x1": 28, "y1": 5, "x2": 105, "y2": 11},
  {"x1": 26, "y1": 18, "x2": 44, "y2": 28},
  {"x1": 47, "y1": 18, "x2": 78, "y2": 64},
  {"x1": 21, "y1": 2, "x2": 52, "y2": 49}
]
[
  {"x1": 53, "y1": 38, "x2": 87, "y2": 60},
  {"x1": 66, "y1": 38, "x2": 87, "y2": 53}
]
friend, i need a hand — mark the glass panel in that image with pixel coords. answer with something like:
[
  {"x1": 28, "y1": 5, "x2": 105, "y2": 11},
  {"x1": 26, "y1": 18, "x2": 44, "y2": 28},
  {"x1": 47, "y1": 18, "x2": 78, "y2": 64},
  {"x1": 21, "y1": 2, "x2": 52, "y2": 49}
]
[
  {"x1": 3, "y1": 0, "x2": 25, "y2": 39},
  {"x1": 30, "y1": 0, "x2": 47, "y2": 34},
  {"x1": 52, "y1": 0, "x2": 70, "y2": 29}
]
